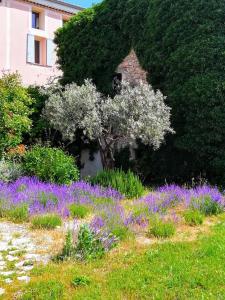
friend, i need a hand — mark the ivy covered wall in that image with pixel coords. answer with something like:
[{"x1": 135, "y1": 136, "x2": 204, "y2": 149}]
[{"x1": 55, "y1": 0, "x2": 225, "y2": 184}]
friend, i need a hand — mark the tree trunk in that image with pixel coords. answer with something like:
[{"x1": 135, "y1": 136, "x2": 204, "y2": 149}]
[{"x1": 98, "y1": 138, "x2": 115, "y2": 169}]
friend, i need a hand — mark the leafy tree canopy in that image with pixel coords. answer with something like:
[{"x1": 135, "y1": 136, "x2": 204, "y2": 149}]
[
  {"x1": 0, "y1": 73, "x2": 33, "y2": 157},
  {"x1": 44, "y1": 80, "x2": 173, "y2": 168}
]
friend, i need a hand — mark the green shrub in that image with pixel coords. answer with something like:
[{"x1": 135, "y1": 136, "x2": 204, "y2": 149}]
[
  {"x1": 0, "y1": 73, "x2": 33, "y2": 157},
  {"x1": 23, "y1": 146, "x2": 79, "y2": 184},
  {"x1": 6, "y1": 204, "x2": 29, "y2": 223},
  {"x1": 69, "y1": 204, "x2": 90, "y2": 219},
  {"x1": 31, "y1": 214, "x2": 62, "y2": 229},
  {"x1": 56, "y1": 225, "x2": 105, "y2": 261},
  {"x1": 26, "y1": 85, "x2": 50, "y2": 143},
  {"x1": 192, "y1": 196, "x2": 223, "y2": 216},
  {"x1": 71, "y1": 275, "x2": 91, "y2": 287},
  {"x1": 21, "y1": 280, "x2": 64, "y2": 300},
  {"x1": 148, "y1": 219, "x2": 176, "y2": 238},
  {"x1": 55, "y1": 231, "x2": 75, "y2": 261},
  {"x1": 111, "y1": 225, "x2": 129, "y2": 241},
  {"x1": 75, "y1": 224, "x2": 105, "y2": 260},
  {"x1": 90, "y1": 169, "x2": 144, "y2": 198},
  {"x1": 184, "y1": 210, "x2": 204, "y2": 226},
  {"x1": 0, "y1": 159, "x2": 24, "y2": 183},
  {"x1": 132, "y1": 205, "x2": 150, "y2": 219}
]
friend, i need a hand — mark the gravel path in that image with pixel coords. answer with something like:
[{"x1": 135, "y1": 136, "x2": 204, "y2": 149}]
[{"x1": 0, "y1": 220, "x2": 82, "y2": 296}]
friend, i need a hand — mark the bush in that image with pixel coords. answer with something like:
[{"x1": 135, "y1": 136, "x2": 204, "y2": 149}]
[
  {"x1": 21, "y1": 280, "x2": 64, "y2": 300},
  {"x1": 69, "y1": 204, "x2": 90, "y2": 219},
  {"x1": 90, "y1": 169, "x2": 144, "y2": 198},
  {"x1": 75, "y1": 224, "x2": 105, "y2": 260},
  {"x1": 55, "y1": 231, "x2": 75, "y2": 261},
  {"x1": 148, "y1": 219, "x2": 176, "y2": 238},
  {"x1": 6, "y1": 204, "x2": 29, "y2": 223},
  {"x1": 0, "y1": 73, "x2": 33, "y2": 157},
  {"x1": 31, "y1": 214, "x2": 62, "y2": 229},
  {"x1": 71, "y1": 275, "x2": 91, "y2": 287},
  {"x1": 26, "y1": 85, "x2": 50, "y2": 143},
  {"x1": 191, "y1": 196, "x2": 223, "y2": 216},
  {"x1": 111, "y1": 225, "x2": 129, "y2": 241},
  {"x1": 56, "y1": 225, "x2": 105, "y2": 261},
  {"x1": 184, "y1": 210, "x2": 204, "y2": 226},
  {"x1": 23, "y1": 146, "x2": 79, "y2": 184},
  {"x1": 0, "y1": 159, "x2": 23, "y2": 182}
]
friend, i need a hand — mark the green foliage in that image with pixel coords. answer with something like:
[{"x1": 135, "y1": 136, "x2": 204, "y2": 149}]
[
  {"x1": 31, "y1": 214, "x2": 62, "y2": 229},
  {"x1": 132, "y1": 204, "x2": 150, "y2": 219},
  {"x1": 69, "y1": 204, "x2": 90, "y2": 219},
  {"x1": 184, "y1": 210, "x2": 204, "y2": 226},
  {"x1": 71, "y1": 275, "x2": 91, "y2": 287},
  {"x1": 191, "y1": 196, "x2": 224, "y2": 216},
  {"x1": 90, "y1": 169, "x2": 144, "y2": 198},
  {"x1": 26, "y1": 86, "x2": 49, "y2": 143},
  {"x1": 75, "y1": 224, "x2": 105, "y2": 260},
  {"x1": 55, "y1": 231, "x2": 75, "y2": 261},
  {"x1": 111, "y1": 225, "x2": 129, "y2": 241},
  {"x1": 56, "y1": 225, "x2": 105, "y2": 262},
  {"x1": 23, "y1": 146, "x2": 79, "y2": 184},
  {"x1": 0, "y1": 159, "x2": 23, "y2": 182},
  {"x1": 23, "y1": 221, "x2": 225, "y2": 299},
  {"x1": 55, "y1": 0, "x2": 149, "y2": 93},
  {"x1": 55, "y1": 0, "x2": 225, "y2": 184},
  {"x1": 0, "y1": 73, "x2": 33, "y2": 157},
  {"x1": 148, "y1": 219, "x2": 176, "y2": 238},
  {"x1": 21, "y1": 280, "x2": 64, "y2": 300},
  {"x1": 6, "y1": 204, "x2": 29, "y2": 223}
]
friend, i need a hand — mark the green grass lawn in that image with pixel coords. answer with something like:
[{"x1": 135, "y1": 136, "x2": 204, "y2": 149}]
[{"x1": 6, "y1": 215, "x2": 225, "y2": 300}]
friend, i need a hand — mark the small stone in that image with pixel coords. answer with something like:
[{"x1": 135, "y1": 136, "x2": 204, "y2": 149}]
[
  {"x1": 0, "y1": 288, "x2": 5, "y2": 295},
  {"x1": 12, "y1": 238, "x2": 31, "y2": 247},
  {"x1": 21, "y1": 265, "x2": 33, "y2": 271},
  {"x1": 17, "y1": 276, "x2": 30, "y2": 283},
  {"x1": 0, "y1": 271, "x2": 14, "y2": 276},
  {"x1": 0, "y1": 242, "x2": 9, "y2": 251},
  {"x1": 9, "y1": 250, "x2": 20, "y2": 255},
  {"x1": 24, "y1": 254, "x2": 40, "y2": 261},
  {"x1": 6, "y1": 255, "x2": 18, "y2": 261},
  {"x1": 15, "y1": 261, "x2": 25, "y2": 268},
  {"x1": 17, "y1": 271, "x2": 25, "y2": 275},
  {"x1": 4, "y1": 278, "x2": 12, "y2": 284}
]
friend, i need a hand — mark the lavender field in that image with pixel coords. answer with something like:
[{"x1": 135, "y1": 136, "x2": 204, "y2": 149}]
[{"x1": 0, "y1": 177, "x2": 224, "y2": 242}]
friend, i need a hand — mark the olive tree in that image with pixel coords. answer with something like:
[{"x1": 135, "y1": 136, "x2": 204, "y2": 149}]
[{"x1": 44, "y1": 80, "x2": 174, "y2": 169}]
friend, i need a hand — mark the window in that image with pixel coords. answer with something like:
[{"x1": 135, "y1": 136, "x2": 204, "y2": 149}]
[
  {"x1": 32, "y1": 11, "x2": 39, "y2": 29},
  {"x1": 34, "y1": 40, "x2": 40, "y2": 64},
  {"x1": 112, "y1": 73, "x2": 122, "y2": 92},
  {"x1": 27, "y1": 34, "x2": 54, "y2": 67}
]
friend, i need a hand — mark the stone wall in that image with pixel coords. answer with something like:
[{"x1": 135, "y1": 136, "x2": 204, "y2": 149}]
[{"x1": 116, "y1": 49, "x2": 148, "y2": 85}]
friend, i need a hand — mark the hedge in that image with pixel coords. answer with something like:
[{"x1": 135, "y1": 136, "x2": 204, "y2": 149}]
[{"x1": 55, "y1": 0, "x2": 225, "y2": 184}]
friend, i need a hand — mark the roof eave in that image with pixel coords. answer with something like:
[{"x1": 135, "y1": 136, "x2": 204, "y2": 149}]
[{"x1": 25, "y1": 0, "x2": 83, "y2": 14}]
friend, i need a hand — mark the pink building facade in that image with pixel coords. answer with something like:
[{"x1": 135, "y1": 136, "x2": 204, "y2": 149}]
[{"x1": 0, "y1": 0, "x2": 82, "y2": 86}]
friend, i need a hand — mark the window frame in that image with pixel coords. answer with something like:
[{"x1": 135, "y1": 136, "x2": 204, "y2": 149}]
[{"x1": 32, "y1": 11, "x2": 40, "y2": 29}]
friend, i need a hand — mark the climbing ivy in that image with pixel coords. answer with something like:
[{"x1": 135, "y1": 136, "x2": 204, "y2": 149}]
[
  {"x1": 55, "y1": 0, "x2": 149, "y2": 94},
  {"x1": 55, "y1": 0, "x2": 225, "y2": 184}
]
